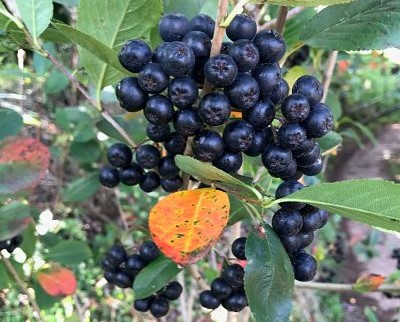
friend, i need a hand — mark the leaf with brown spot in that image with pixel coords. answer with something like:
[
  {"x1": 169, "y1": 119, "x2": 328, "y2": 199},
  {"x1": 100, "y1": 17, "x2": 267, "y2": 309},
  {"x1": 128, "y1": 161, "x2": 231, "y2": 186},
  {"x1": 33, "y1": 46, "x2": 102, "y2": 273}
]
[
  {"x1": 149, "y1": 188, "x2": 230, "y2": 265},
  {"x1": 37, "y1": 267, "x2": 77, "y2": 297}
]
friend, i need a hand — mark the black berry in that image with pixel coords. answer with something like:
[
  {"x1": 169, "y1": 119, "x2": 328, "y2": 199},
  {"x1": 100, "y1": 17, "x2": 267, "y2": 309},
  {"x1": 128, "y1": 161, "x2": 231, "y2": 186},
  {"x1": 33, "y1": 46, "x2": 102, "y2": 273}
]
[
  {"x1": 119, "y1": 39, "x2": 152, "y2": 73},
  {"x1": 272, "y1": 209, "x2": 303, "y2": 236},
  {"x1": 200, "y1": 290, "x2": 221, "y2": 309},
  {"x1": 119, "y1": 163, "x2": 144, "y2": 186},
  {"x1": 138, "y1": 62, "x2": 169, "y2": 94},
  {"x1": 223, "y1": 120, "x2": 255, "y2": 152},
  {"x1": 139, "y1": 171, "x2": 161, "y2": 192},
  {"x1": 252, "y1": 63, "x2": 281, "y2": 95},
  {"x1": 277, "y1": 123, "x2": 307, "y2": 150},
  {"x1": 182, "y1": 30, "x2": 211, "y2": 58},
  {"x1": 135, "y1": 144, "x2": 161, "y2": 169},
  {"x1": 242, "y1": 99, "x2": 275, "y2": 130},
  {"x1": 150, "y1": 297, "x2": 170, "y2": 318},
  {"x1": 228, "y1": 39, "x2": 259, "y2": 72},
  {"x1": 253, "y1": 29, "x2": 286, "y2": 63},
  {"x1": 303, "y1": 103, "x2": 334, "y2": 138},
  {"x1": 114, "y1": 272, "x2": 133, "y2": 288},
  {"x1": 198, "y1": 92, "x2": 231, "y2": 126},
  {"x1": 146, "y1": 123, "x2": 171, "y2": 142},
  {"x1": 139, "y1": 241, "x2": 160, "y2": 263},
  {"x1": 222, "y1": 264, "x2": 244, "y2": 288},
  {"x1": 275, "y1": 180, "x2": 305, "y2": 210},
  {"x1": 134, "y1": 296, "x2": 154, "y2": 312},
  {"x1": 212, "y1": 151, "x2": 243, "y2": 173},
  {"x1": 99, "y1": 165, "x2": 120, "y2": 188},
  {"x1": 211, "y1": 277, "x2": 233, "y2": 300},
  {"x1": 204, "y1": 54, "x2": 238, "y2": 87},
  {"x1": 281, "y1": 93, "x2": 310, "y2": 123},
  {"x1": 292, "y1": 252, "x2": 317, "y2": 282},
  {"x1": 231, "y1": 237, "x2": 247, "y2": 260},
  {"x1": 168, "y1": 76, "x2": 198, "y2": 108},
  {"x1": 224, "y1": 73, "x2": 260, "y2": 110},
  {"x1": 261, "y1": 143, "x2": 293, "y2": 173},
  {"x1": 159, "y1": 13, "x2": 190, "y2": 42},
  {"x1": 292, "y1": 75, "x2": 323, "y2": 105},
  {"x1": 160, "y1": 281, "x2": 183, "y2": 300},
  {"x1": 226, "y1": 14, "x2": 257, "y2": 41},
  {"x1": 116, "y1": 77, "x2": 148, "y2": 112},
  {"x1": 173, "y1": 108, "x2": 203, "y2": 136},
  {"x1": 192, "y1": 129, "x2": 225, "y2": 162},
  {"x1": 164, "y1": 132, "x2": 187, "y2": 155},
  {"x1": 107, "y1": 143, "x2": 132, "y2": 168},
  {"x1": 222, "y1": 292, "x2": 248, "y2": 312},
  {"x1": 161, "y1": 41, "x2": 195, "y2": 77},
  {"x1": 124, "y1": 254, "x2": 146, "y2": 274},
  {"x1": 161, "y1": 176, "x2": 183, "y2": 192},
  {"x1": 144, "y1": 94, "x2": 174, "y2": 125}
]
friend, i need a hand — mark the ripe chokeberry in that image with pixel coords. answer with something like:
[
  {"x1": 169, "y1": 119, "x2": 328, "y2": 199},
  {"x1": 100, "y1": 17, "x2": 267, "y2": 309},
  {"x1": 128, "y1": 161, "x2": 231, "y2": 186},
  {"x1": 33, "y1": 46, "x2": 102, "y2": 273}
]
[
  {"x1": 204, "y1": 54, "x2": 238, "y2": 87},
  {"x1": 190, "y1": 14, "x2": 215, "y2": 38},
  {"x1": 292, "y1": 139, "x2": 316, "y2": 157},
  {"x1": 164, "y1": 132, "x2": 187, "y2": 155},
  {"x1": 107, "y1": 245, "x2": 127, "y2": 266},
  {"x1": 146, "y1": 123, "x2": 171, "y2": 142},
  {"x1": 107, "y1": 143, "x2": 132, "y2": 168},
  {"x1": 198, "y1": 92, "x2": 231, "y2": 126},
  {"x1": 212, "y1": 151, "x2": 243, "y2": 173},
  {"x1": 222, "y1": 264, "x2": 244, "y2": 288},
  {"x1": 226, "y1": 14, "x2": 257, "y2": 41},
  {"x1": 252, "y1": 63, "x2": 281, "y2": 95},
  {"x1": 192, "y1": 130, "x2": 225, "y2": 162},
  {"x1": 144, "y1": 94, "x2": 174, "y2": 125},
  {"x1": 101, "y1": 257, "x2": 118, "y2": 271},
  {"x1": 119, "y1": 163, "x2": 144, "y2": 186},
  {"x1": 139, "y1": 171, "x2": 161, "y2": 192},
  {"x1": 231, "y1": 237, "x2": 247, "y2": 260},
  {"x1": 266, "y1": 78, "x2": 289, "y2": 105},
  {"x1": 228, "y1": 39, "x2": 260, "y2": 72},
  {"x1": 173, "y1": 108, "x2": 203, "y2": 136},
  {"x1": 275, "y1": 180, "x2": 305, "y2": 211},
  {"x1": 261, "y1": 143, "x2": 293, "y2": 173},
  {"x1": 124, "y1": 254, "x2": 146, "y2": 274},
  {"x1": 161, "y1": 41, "x2": 195, "y2": 77},
  {"x1": 104, "y1": 270, "x2": 116, "y2": 284},
  {"x1": 242, "y1": 99, "x2": 275, "y2": 129},
  {"x1": 272, "y1": 209, "x2": 303, "y2": 236},
  {"x1": 168, "y1": 76, "x2": 198, "y2": 108},
  {"x1": 138, "y1": 62, "x2": 169, "y2": 94},
  {"x1": 200, "y1": 290, "x2": 221, "y2": 309},
  {"x1": 244, "y1": 128, "x2": 271, "y2": 157},
  {"x1": 303, "y1": 103, "x2": 334, "y2": 138},
  {"x1": 150, "y1": 297, "x2": 170, "y2": 318},
  {"x1": 253, "y1": 29, "x2": 286, "y2": 63},
  {"x1": 279, "y1": 235, "x2": 302, "y2": 254},
  {"x1": 114, "y1": 272, "x2": 133, "y2": 288},
  {"x1": 223, "y1": 120, "x2": 255, "y2": 152},
  {"x1": 160, "y1": 281, "x2": 183, "y2": 300},
  {"x1": 296, "y1": 143, "x2": 321, "y2": 167},
  {"x1": 153, "y1": 42, "x2": 168, "y2": 63},
  {"x1": 139, "y1": 241, "x2": 160, "y2": 263},
  {"x1": 299, "y1": 231, "x2": 314, "y2": 249},
  {"x1": 159, "y1": 156, "x2": 180, "y2": 178},
  {"x1": 224, "y1": 73, "x2": 260, "y2": 110},
  {"x1": 99, "y1": 165, "x2": 120, "y2": 188},
  {"x1": 134, "y1": 296, "x2": 154, "y2": 312},
  {"x1": 222, "y1": 292, "x2": 248, "y2": 312},
  {"x1": 292, "y1": 75, "x2": 323, "y2": 105},
  {"x1": 159, "y1": 13, "x2": 190, "y2": 42},
  {"x1": 135, "y1": 145, "x2": 161, "y2": 169},
  {"x1": 211, "y1": 277, "x2": 233, "y2": 300},
  {"x1": 182, "y1": 31, "x2": 211, "y2": 58},
  {"x1": 277, "y1": 123, "x2": 307, "y2": 150},
  {"x1": 292, "y1": 251, "x2": 317, "y2": 282},
  {"x1": 161, "y1": 176, "x2": 183, "y2": 192},
  {"x1": 281, "y1": 93, "x2": 311, "y2": 122},
  {"x1": 119, "y1": 39, "x2": 152, "y2": 73},
  {"x1": 116, "y1": 77, "x2": 148, "y2": 112},
  {"x1": 299, "y1": 157, "x2": 323, "y2": 176}
]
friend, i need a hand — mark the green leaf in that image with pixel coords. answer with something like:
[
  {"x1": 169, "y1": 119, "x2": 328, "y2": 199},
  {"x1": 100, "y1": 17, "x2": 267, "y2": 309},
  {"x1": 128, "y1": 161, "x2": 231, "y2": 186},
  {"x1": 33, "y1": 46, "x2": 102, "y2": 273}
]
[
  {"x1": 228, "y1": 195, "x2": 261, "y2": 225},
  {"x1": 44, "y1": 69, "x2": 69, "y2": 94},
  {"x1": 163, "y1": 0, "x2": 204, "y2": 18},
  {"x1": 70, "y1": 140, "x2": 101, "y2": 163},
  {"x1": 326, "y1": 91, "x2": 342, "y2": 120},
  {"x1": 32, "y1": 280, "x2": 58, "y2": 309},
  {"x1": 0, "y1": 108, "x2": 23, "y2": 140},
  {"x1": 245, "y1": 224, "x2": 294, "y2": 322},
  {"x1": 62, "y1": 173, "x2": 100, "y2": 202},
  {"x1": 317, "y1": 131, "x2": 342, "y2": 154},
  {"x1": 0, "y1": 263, "x2": 11, "y2": 289},
  {"x1": 175, "y1": 155, "x2": 262, "y2": 202},
  {"x1": 0, "y1": 202, "x2": 32, "y2": 241},
  {"x1": 300, "y1": 0, "x2": 400, "y2": 50},
  {"x1": 15, "y1": 0, "x2": 53, "y2": 43},
  {"x1": 76, "y1": 0, "x2": 162, "y2": 91},
  {"x1": 0, "y1": 162, "x2": 42, "y2": 195},
  {"x1": 45, "y1": 240, "x2": 92, "y2": 265},
  {"x1": 20, "y1": 223, "x2": 37, "y2": 258},
  {"x1": 133, "y1": 255, "x2": 182, "y2": 299},
  {"x1": 255, "y1": 0, "x2": 355, "y2": 5},
  {"x1": 270, "y1": 179, "x2": 400, "y2": 232}
]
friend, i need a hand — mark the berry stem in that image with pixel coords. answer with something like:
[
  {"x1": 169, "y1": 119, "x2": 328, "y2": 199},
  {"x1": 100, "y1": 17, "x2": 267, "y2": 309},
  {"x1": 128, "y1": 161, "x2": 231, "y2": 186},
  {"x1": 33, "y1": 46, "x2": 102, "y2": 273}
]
[
  {"x1": 275, "y1": 6, "x2": 289, "y2": 34},
  {"x1": 188, "y1": 265, "x2": 209, "y2": 290},
  {"x1": 321, "y1": 50, "x2": 339, "y2": 103},
  {"x1": 258, "y1": 7, "x2": 304, "y2": 31},
  {"x1": 220, "y1": 0, "x2": 249, "y2": 28},
  {"x1": 295, "y1": 281, "x2": 400, "y2": 293}
]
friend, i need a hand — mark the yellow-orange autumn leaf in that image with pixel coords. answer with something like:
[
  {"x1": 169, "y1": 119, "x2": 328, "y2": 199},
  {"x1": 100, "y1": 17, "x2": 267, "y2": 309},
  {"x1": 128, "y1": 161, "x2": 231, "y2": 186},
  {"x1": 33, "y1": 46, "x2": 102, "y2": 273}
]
[
  {"x1": 37, "y1": 267, "x2": 77, "y2": 297},
  {"x1": 149, "y1": 188, "x2": 230, "y2": 265}
]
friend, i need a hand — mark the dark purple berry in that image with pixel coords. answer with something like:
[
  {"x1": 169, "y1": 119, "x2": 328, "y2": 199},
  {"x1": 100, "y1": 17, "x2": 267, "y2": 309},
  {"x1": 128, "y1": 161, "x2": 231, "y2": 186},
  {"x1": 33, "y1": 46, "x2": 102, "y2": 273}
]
[
  {"x1": 242, "y1": 99, "x2": 275, "y2": 129},
  {"x1": 99, "y1": 165, "x2": 120, "y2": 188},
  {"x1": 134, "y1": 296, "x2": 154, "y2": 312},
  {"x1": 211, "y1": 277, "x2": 233, "y2": 300},
  {"x1": 139, "y1": 241, "x2": 160, "y2": 263},
  {"x1": 281, "y1": 93, "x2": 311, "y2": 122},
  {"x1": 253, "y1": 29, "x2": 286, "y2": 63},
  {"x1": 222, "y1": 292, "x2": 248, "y2": 312},
  {"x1": 303, "y1": 103, "x2": 334, "y2": 138},
  {"x1": 161, "y1": 176, "x2": 183, "y2": 192},
  {"x1": 261, "y1": 143, "x2": 293, "y2": 173},
  {"x1": 252, "y1": 63, "x2": 281, "y2": 95},
  {"x1": 204, "y1": 54, "x2": 238, "y2": 87},
  {"x1": 298, "y1": 157, "x2": 323, "y2": 176},
  {"x1": 272, "y1": 209, "x2": 303, "y2": 236},
  {"x1": 292, "y1": 252, "x2": 317, "y2": 282},
  {"x1": 160, "y1": 281, "x2": 183, "y2": 300},
  {"x1": 150, "y1": 297, "x2": 169, "y2": 318},
  {"x1": 161, "y1": 41, "x2": 195, "y2": 77},
  {"x1": 292, "y1": 75, "x2": 323, "y2": 105},
  {"x1": 159, "y1": 13, "x2": 190, "y2": 42},
  {"x1": 173, "y1": 108, "x2": 203, "y2": 136},
  {"x1": 146, "y1": 123, "x2": 171, "y2": 142},
  {"x1": 144, "y1": 94, "x2": 174, "y2": 125},
  {"x1": 224, "y1": 73, "x2": 260, "y2": 110},
  {"x1": 168, "y1": 76, "x2": 199, "y2": 108},
  {"x1": 119, "y1": 163, "x2": 144, "y2": 186},
  {"x1": 277, "y1": 123, "x2": 307, "y2": 150},
  {"x1": 138, "y1": 63, "x2": 169, "y2": 94},
  {"x1": 200, "y1": 290, "x2": 220, "y2": 309},
  {"x1": 226, "y1": 14, "x2": 257, "y2": 41},
  {"x1": 118, "y1": 39, "x2": 152, "y2": 73},
  {"x1": 107, "y1": 143, "x2": 132, "y2": 168},
  {"x1": 231, "y1": 237, "x2": 246, "y2": 260},
  {"x1": 223, "y1": 120, "x2": 255, "y2": 152},
  {"x1": 114, "y1": 272, "x2": 133, "y2": 288},
  {"x1": 228, "y1": 39, "x2": 259, "y2": 72},
  {"x1": 116, "y1": 77, "x2": 148, "y2": 112},
  {"x1": 275, "y1": 180, "x2": 305, "y2": 211},
  {"x1": 158, "y1": 156, "x2": 180, "y2": 179},
  {"x1": 136, "y1": 145, "x2": 161, "y2": 169},
  {"x1": 198, "y1": 92, "x2": 231, "y2": 126},
  {"x1": 192, "y1": 129, "x2": 225, "y2": 162},
  {"x1": 182, "y1": 30, "x2": 211, "y2": 57},
  {"x1": 124, "y1": 254, "x2": 146, "y2": 274},
  {"x1": 212, "y1": 151, "x2": 243, "y2": 173},
  {"x1": 222, "y1": 264, "x2": 244, "y2": 288},
  {"x1": 139, "y1": 171, "x2": 161, "y2": 192},
  {"x1": 190, "y1": 14, "x2": 215, "y2": 38},
  {"x1": 164, "y1": 132, "x2": 187, "y2": 155}
]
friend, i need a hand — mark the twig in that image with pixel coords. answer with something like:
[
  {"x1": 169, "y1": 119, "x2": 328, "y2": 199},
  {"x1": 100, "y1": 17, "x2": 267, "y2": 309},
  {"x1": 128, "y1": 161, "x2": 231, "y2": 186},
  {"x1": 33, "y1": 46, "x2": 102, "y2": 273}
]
[
  {"x1": 188, "y1": 265, "x2": 209, "y2": 291},
  {"x1": 1, "y1": 254, "x2": 43, "y2": 321},
  {"x1": 295, "y1": 281, "x2": 400, "y2": 293},
  {"x1": 100, "y1": 111, "x2": 137, "y2": 148},
  {"x1": 178, "y1": 272, "x2": 190, "y2": 322},
  {"x1": 275, "y1": 6, "x2": 289, "y2": 34},
  {"x1": 258, "y1": 7, "x2": 304, "y2": 31},
  {"x1": 114, "y1": 188, "x2": 129, "y2": 231},
  {"x1": 202, "y1": 0, "x2": 230, "y2": 95},
  {"x1": 321, "y1": 50, "x2": 339, "y2": 103}
]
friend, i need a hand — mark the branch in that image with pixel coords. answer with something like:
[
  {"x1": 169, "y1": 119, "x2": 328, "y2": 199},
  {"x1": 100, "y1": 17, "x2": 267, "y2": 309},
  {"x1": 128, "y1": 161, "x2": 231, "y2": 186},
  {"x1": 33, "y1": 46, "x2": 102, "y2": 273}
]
[
  {"x1": 188, "y1": 265, "x2": 209, "y2": 291},
  {"x1": 321, "y1": 50, "x2": 339, "y2": 103},
  {"x1": 258, "y1": 7, "x2": 304, "y2": 31},
  {"x1": 295, "y1": 281, "x2": 400, "y2": 293},
  {"x1": 275, "y1": 6, "x2": 289, "y2": 34}
]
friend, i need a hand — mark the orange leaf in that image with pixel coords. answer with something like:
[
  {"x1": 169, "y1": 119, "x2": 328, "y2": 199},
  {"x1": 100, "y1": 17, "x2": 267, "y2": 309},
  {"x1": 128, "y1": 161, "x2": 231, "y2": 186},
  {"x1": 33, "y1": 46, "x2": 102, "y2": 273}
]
[
  {"x1": 149, "y1": 188, "x2": 230, "y2": 265},
  {"x1": 37, "y1": 267, "x2": 77, "y2": 297},
  {"x1": 353, "y1": 274, "x2": 385, "y2": 292}
]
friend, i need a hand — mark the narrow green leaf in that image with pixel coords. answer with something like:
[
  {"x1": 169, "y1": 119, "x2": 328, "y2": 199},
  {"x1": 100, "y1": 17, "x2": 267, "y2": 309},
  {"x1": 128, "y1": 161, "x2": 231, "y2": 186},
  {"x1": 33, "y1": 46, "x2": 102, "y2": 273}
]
[
  {"x1": 45, "y1": 240, "x2": 92, "y2": 265},
  {"x1": 62, "y1": 173, "x2": 100, "y2": 202},
  {"x1": 245, "y1": 224, "x2": 294, "y2": 322},
  {"x1": 133, "y1": 255, "x2": 182, "y2": 299},
  {"x1": 20, "y1": 223, "x2": 37, "y2": 258},
  {"x1": 0, "y1": 162, "x2": 41, "y2": 195},
  {"x1": 300, "y1": 0, "x2": 400, "y2": 50},
  {"x1": 317, "y1": 131, "x2": 342, "y2": 154},
  {"x1": 271, "y1": 179, "x2": 400, "y2": 232},
  {"x1": 0, "y1": 108, "x2": 23, "y2": 140},
  {"x1": 254, "y1": 0, "x2": 355, "y2": 5},
  {"x1": 174, "y1": 155, "x2": 262, "y2": 202},
  {"x1": 15, "y1": 0, "x2": 53, "y2": 42},
  {"x1": 228, "y1": 195, "x2": 261, "y2": 225},
  {"x1": 0, "y1": 202, "x2": 32, "y2": 241}
]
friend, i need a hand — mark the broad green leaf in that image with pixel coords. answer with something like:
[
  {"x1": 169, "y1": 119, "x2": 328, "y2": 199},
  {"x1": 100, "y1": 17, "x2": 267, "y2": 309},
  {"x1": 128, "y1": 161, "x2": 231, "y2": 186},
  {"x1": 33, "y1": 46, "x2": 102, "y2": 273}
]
[
  {"x1": 228, "y1": 195, "x2": 261, "y2": 225},
  {"x1": 0, "y1": 162, "x2": 41, "y2": 195},
  {"x1": 44, "y1": 69, "x2": 69, "y2": 94},
  {"x1": 0, "y1": 202, "x2": 32, "y2": 241},
  {"x1": 0, "y1": 108, "x2": 23, "y2": 140},
  {"x1": 326, "y1": 92, "x2": 342, "y2": 120},
  {"x1": 270, "y1": 179, "x2": 400, "y2": 232},
  {"x1": 62, "y1": 173, "x2": 100, "y2": 202},
  {"x1": 254, "y1": 0, "x2": 355, "y2": 5},
  {"x1": 45, "y1": 240, "x2": 92, "y2": 265},
  {"x1": 0, "y1": 263, "x2": 11, "y2": 289},
  {"x1": 20, "y1": 223, "x2": 37, "y2": 258},
  {"x1": 174, "y1": 155, "x2": 262, "y2": 202},
  {"x1": 69, "y1": 140, "x2": 101, "y2": 163},
  {"x1": 245, "y1": 224, "x2": 294, "y2": 322},
  {"x1": 317, "y1": 131, "x2": 342, "y2": 154},
  {"x1": 53, "y1": 0, "x2": 79, "y2": 6},
  {"x1": 133, "y1": 255, "x2": 182, "y2": 299},
  {"x1": 300, "y1": 0, "x2": 400, "y2": 50},
  {"x1": 77, "y1": 0, "x2": 162, "y2": 91},
  {"x1": 163, "y1": 0, "x2": 204, "y2": 18},
  {"x1": 15, "y1": 0, "x2": 53, "y2": 43},
  {"x1": 32, "y1": 280, "x2": 58, "y2": 309}
]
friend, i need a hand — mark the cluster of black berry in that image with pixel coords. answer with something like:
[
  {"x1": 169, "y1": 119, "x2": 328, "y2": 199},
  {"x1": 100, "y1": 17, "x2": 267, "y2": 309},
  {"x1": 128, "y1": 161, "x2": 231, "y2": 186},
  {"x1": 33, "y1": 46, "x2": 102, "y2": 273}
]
[
  {"x1": 391, "y1": 248, "x2": 400, "y2": 270},
  {"x1": 273, "y1": 180, "x2": 329, "y2": 281},
  {"x1": 200, "y1": 237, "x2": 248, "y2": 312},
  {"x1": 99, "y1": 142, "x2": 183, "y2": 193},
  {"x1": 0, "y1": 235, "x2": 23, "y2": 253},
  {"x1": 101, "y1": 241, "x2": 160, "y2": 288}
]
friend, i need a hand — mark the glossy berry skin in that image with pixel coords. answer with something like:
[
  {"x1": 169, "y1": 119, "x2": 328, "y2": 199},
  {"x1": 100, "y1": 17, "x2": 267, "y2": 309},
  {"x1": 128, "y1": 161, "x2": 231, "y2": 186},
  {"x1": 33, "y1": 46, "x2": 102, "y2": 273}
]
[
  {"x1": 244, "y1": 128, "x2": 273, "y2": 157},
  {"x1": 124, "y1": 254, "x2": 146, "y2": 274},
  {"x1": 198, "y1": 92, "x2": 231, "y2": 126},
  {"x1": 212, "y1": 151, "x2": 243, "y2": 173},
  {"x1": 190, "y1": 14, "x2": 215, "y2": 38},
  {"x1": 252, "y1": 63, "x2": 281, "y2": 95},
  {"x1": 296, "y1": 143, "x2": 321, "y2": 167},
  {"x1": 107, "y1": 143, "x2": 132, "y2": 168},
  {"x1": 144, "y1": 94, "x2": 174, "y2": 125},
  {"x1": 150, "y1": 297, "x2": 170, "y2": 318},
  {"x1": 204, "y1": 54, "x2": 238, "y2": 87},
  {"x1": 118, "y1": 39, "x2": 152, "y2": 73},
  {"x1": 114, "y1": 272, "x2": 133, "y2": 288},
  {"x1": 158, "y1": 156, "x2": 180, "y2": 179},
  {"x1": 222, "y1": 264, "x2": 244, "y2": 288},
  {"x1": 261, "y1": 143, "x2": 293, "y2": 173},
  {"x1": 224, "y1": 73, "x2": 260, "y2": 110},
  {"x1": 299, "y1": 231, "x2": 314, "y2": 249},
  {"x1": 223, "y1": 120, "x2": 255, "y2": 152},
  {"x1": 107, "y1": 245, "x2": 127, "y2": 266},
  {"x1": 222, "y1": 292, "x2": 248, "y2": 312},
  {"x1": 161, "y1": 281, "x2": 183, "y2": 300},
  {"x1": 153, "y1": 42, "x2": 168, "y2": 63},
  {"x1": 119, "y1": 163, "x2": 144, "y2": 186},
  {"x1": 135, "y1": 145, "x2": 161, "y2": 169},
  {"x1": 200, "y1": 290, "x2": 221, "y2": 309},
  {"x1": 173, "y1": 108, "x2": 203, "y2": 136},
  {"x1": 159, "y1": 13, "x2": 190, "y2": 42},
  {"x1": 275, "y1": 180, "x2": 305, "y2": 211},
  {"x1": 318, "y1": 209, "x2": 329, "y2": 228},
  {"x1": 116, "y1": 77, "x2": 148, "y2": 112},
  {"x1": 301, "y1": 205, "x2": 329, "y2": 230},
  {"x1": 168, "y1": 76, "x2": 198, "y2": 108},
  {"x1": 299, "y1": 157, "x2": 323, "y2": 176},
  {"x1": 164, "y1": 132, "x2": 187, "y2": 155},
  {"x1": 134, "y1": 296, "x2": 154, "y2": 312},
  {"x1": 277, "y1": 123, "x2": 307, "y2": 150},
  {"x1": 161, "y1": 42, "x2": 195, "y2": 77},
  {"x1": 281, "y1": 169, "x2": 303, "y2": 182},
  {"x1": 220, "y1": 42, "x2": 231, "y2": 55},
  {"x1": 192, "y1": 129, "x2": 224, "y2": 162},
  {"x1": 99, "y1": 166, "x2": 120, "y2": 188},
  {"x1": 139, "y1": 171, "x2": 161, "y2": 192},
  {"x1": 292, "y1": 252, "x2": 317, "y2": 282},
  {"x1": 269, "y1": 158, "x2": 298, "y2": 179},
  {"x1": 280, "y1": 235, "x2": 302, "y2": 254},
  {"x1": 182, "y1": 31, "x2": 211, "y2": 58},
  {"x1": 190, "y1": 57, "x2": 207, "y2": 84},
  {"x1": 267, "y1": 78, "x2": 289, "y2": 105},
  {"x1": 146, "y1": 123, "x2": 171, "y2": 142},
  {"x1": 226, "y1": 14, "x2": 257, "y2": 41},
  {"x1": 139, "y1": 241, "x2": 160, "y2": 263},
  {"x1": 232, "y1": 237, "x2": 247, "y2": 260},
  {"x1": 303, "y1": 103, "x2": 334, "y2": 138},
  {"x1": 161, "y1": 176, "x2": 182, "y2": 192},
  {"x1": 243, "y1": 99, "x2": 275, "y2": 129},
  {"x1": 211, "y1": 277, "x2": 233, "y2": 300},
  {"x1": 281, "y1": 93, "x2": 310, "y2": 123},
  {"x1": 138, "y1": 63, "x2": 169, "y2": 94},
  {"x1": 292, "y1": 139, "x2": 315, "y2": 157},
  {"x1": 101, "y1": 257, "x2": 117, "y2": 271},
  {"x1": 272, "y1": 209, "x2": 303, "y2": 236},
  {"x1": 292, "y1": 75, "x2": 323, "y2": 105},
  {"x1": 104, "y1": 270, "x2": 116, "y2": 284},
  {"x1": 253, "y1": 29, "x2": 286, "y2": 63},
  {"x1": 228, "y1": 39, "x2": 259, "y2": 72}
]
